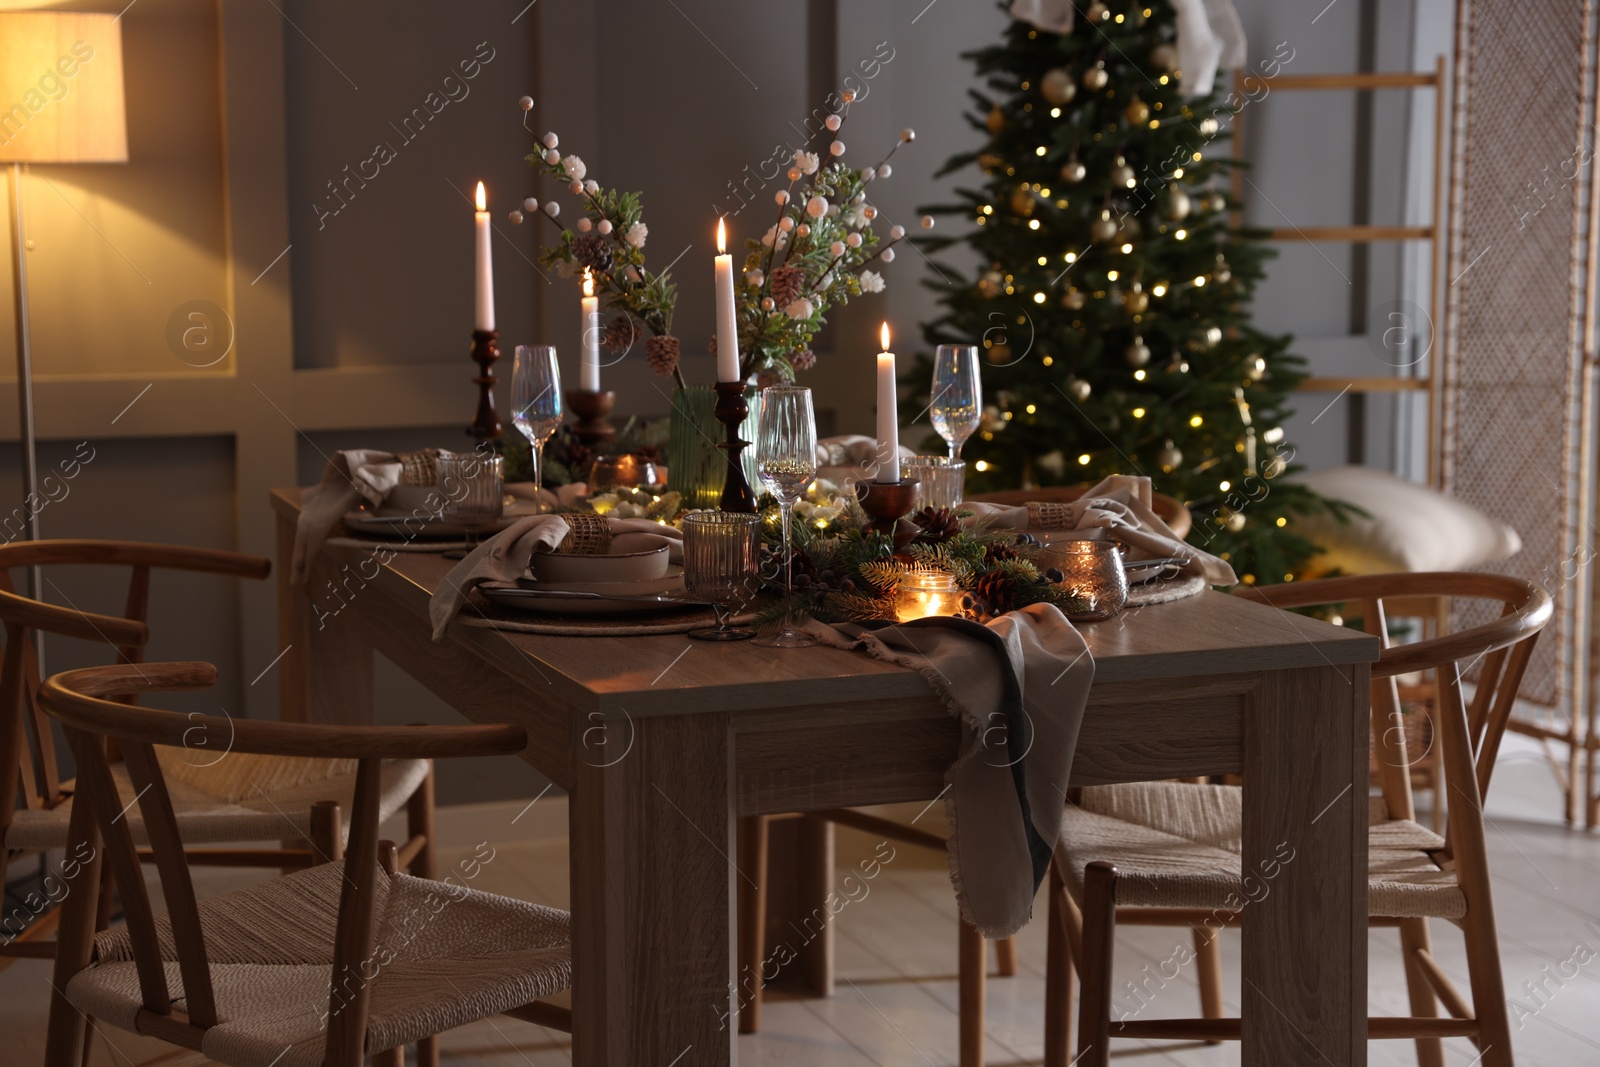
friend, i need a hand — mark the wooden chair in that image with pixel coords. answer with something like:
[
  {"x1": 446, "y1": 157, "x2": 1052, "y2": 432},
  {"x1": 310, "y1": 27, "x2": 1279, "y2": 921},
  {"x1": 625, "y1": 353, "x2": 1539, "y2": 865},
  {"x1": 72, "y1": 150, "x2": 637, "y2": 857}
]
[
  {"x1": 966, "y1": 485, "x2": 1193, "y2": 540},
  {"x1": 0, "y1": 542, "x2": 435, "y2": 983},
  {"x1": 39, "y1": 660, "x2": 573, "y2": 1067},
  {"x1": 1043, "y1": 572, "x2": 1551, "y2": 1067}
]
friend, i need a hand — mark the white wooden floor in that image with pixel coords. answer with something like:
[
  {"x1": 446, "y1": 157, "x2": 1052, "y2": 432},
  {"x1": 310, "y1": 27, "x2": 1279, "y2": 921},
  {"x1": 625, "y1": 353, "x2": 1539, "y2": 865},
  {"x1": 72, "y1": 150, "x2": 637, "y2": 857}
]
[{"x1": 4, "y1": 733, "x2": 1599, "y2": 1066}]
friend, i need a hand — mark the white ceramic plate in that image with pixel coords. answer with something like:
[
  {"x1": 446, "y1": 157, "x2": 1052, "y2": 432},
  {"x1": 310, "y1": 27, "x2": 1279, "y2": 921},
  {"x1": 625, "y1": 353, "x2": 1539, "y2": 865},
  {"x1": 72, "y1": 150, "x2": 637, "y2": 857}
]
[
  {"x1": 481, "y1": 566, "x2": 693, "y2": 615},
  {"x1": 341, "y1": 499, "x2": 541, "y2": 540}
]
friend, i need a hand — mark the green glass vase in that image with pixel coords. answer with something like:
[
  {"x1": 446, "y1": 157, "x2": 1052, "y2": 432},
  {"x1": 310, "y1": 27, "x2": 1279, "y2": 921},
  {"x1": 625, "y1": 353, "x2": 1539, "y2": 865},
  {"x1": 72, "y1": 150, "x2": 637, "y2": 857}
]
[{"x1": 666, "y1": 384, "x2": 762, "y2": 509}]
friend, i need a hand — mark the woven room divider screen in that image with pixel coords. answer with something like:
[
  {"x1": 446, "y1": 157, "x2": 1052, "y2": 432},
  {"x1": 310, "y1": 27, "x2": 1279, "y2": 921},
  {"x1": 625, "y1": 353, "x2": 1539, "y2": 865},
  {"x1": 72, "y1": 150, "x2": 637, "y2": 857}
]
[{"x1": 1442, "y1": 0, "x2": 1599, "y2": 825}]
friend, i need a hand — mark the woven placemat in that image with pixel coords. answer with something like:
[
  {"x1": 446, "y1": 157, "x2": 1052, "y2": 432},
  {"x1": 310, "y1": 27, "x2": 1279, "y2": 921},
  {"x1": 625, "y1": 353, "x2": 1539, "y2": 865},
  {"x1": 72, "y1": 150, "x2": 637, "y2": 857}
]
[
  {"x1": 1125, "y1": 572, "x2": 1208, "y2": 607},
  {"x1": 454, "y1": 587, "x2": 760, "y2": 637}
]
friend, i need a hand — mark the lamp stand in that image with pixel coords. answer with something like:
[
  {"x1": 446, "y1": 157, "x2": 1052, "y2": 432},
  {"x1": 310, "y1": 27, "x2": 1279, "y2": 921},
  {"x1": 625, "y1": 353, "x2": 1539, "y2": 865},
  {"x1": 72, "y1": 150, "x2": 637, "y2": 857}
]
[{"x1": 8, "y1": 163, "x2": 43, "y2": 665}]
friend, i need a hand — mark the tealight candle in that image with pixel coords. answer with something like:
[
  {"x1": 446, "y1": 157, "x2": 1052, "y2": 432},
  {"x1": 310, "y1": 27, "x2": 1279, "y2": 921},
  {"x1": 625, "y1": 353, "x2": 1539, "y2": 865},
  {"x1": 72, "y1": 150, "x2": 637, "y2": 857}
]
[{"x1": 896, "y1": 569, "x2": 960, "y2": 621}]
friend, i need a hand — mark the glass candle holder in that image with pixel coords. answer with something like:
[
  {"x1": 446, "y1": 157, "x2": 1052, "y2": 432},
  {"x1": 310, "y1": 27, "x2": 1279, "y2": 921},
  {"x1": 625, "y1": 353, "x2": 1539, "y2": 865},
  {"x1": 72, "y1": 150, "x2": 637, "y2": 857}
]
[
  {"x1": 896, "y1": 568, "x2": 961, "y2": 621},
  {"x1": 1048, "y1": 537, "x2": 1128, "y2": 622},
  {"x1": 588, "y1": 454, "x2": 661, "y2": 494},
  {"x1": 904, "y1": 456, "x2": 966, "y2": 510},
  {"x1": 682, "y1": 511, "x2": 762, "y2": 641}
]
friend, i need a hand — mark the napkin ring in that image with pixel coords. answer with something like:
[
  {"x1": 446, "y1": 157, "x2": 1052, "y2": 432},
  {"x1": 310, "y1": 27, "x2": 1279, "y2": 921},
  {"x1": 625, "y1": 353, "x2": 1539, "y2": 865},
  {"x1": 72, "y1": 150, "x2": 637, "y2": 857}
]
[
  {"x1": 1028, "y1": 501, "x2": 1076, "y2": 531},
  {"x1": 557, "y1": 511, "x2": 612, "y2": 555},
  {"x1": 398, "y1": 448, "x2": 442, "y2": 486}
]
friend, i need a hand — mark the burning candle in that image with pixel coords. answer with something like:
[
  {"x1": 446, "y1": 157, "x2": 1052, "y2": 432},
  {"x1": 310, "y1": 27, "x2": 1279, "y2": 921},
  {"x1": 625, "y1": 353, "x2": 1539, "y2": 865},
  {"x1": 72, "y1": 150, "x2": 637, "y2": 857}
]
[
  {"x1": 714, "y1": 218, "x2": 741, "y2": 383},
  {"x1": 875, "y1": 321, "x2": 900, "y2": 482},
  {"x1": 581, "y1": 269, "x2": 601, "y2": 391},
  {"x1": 473, "y1": 181, "x2": 495, "y2": 332}
]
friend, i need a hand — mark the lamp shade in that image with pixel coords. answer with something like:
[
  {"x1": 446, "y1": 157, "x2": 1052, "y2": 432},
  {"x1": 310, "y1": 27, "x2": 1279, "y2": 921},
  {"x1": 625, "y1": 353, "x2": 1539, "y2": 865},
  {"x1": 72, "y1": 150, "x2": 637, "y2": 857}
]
[{"x1": 0, "y1": 12, "x2": 127, "y2": 163}]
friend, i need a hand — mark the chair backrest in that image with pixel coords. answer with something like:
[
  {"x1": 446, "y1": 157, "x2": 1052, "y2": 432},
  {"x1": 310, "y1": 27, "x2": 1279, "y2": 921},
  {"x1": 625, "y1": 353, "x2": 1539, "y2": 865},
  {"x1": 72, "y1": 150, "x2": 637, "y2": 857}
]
[
  {"x1": 966, "y1": 485, "x2": 1193, "y2": 539},
  {"x1": 39, "y1": 660, "x2": 527, "y2": 1066},
  {"x1": 1236, "y1": 572, "x2": 1551, "y2": 869},
  {"x1": 0, "y1": 540, "x2": 270, "y2": 842}
]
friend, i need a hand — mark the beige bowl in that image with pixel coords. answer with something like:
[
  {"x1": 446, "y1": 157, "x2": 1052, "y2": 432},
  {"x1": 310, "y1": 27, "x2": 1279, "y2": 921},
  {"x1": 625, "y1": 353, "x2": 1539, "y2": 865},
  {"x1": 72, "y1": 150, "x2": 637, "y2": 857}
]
[{"x1": 528, "y1": 532, "x2": 674, "y2": 584}]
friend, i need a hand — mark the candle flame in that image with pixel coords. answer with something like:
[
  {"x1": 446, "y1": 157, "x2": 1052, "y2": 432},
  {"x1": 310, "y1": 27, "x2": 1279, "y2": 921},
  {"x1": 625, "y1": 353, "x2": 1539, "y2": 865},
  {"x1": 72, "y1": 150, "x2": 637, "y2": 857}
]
[
  {"x1": 474, "y1": 181, "x2": 486, "y2": 212},
  {"x1": 582, "y1": 269, "x2": 594, "y2": 297},
  {"x1": 880, "y1": 321, "x2": 891, "y2": 351},
  {"x1": 717, "y1": 217, "x2": 726, "y2": 254}
]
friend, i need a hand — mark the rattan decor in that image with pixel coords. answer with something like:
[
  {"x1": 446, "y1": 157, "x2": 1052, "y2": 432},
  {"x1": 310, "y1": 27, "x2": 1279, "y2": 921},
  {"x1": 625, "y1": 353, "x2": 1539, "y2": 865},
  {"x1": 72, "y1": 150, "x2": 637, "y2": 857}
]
[{"x1": 1442, "y1": 0, "x2": 1599, "y2": 824}]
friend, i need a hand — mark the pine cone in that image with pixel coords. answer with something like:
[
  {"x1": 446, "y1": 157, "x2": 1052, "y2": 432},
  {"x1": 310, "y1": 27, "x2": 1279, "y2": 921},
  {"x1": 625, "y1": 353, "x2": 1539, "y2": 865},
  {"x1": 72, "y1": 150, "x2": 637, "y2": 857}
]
[
  {"x1": 984, "y1": 540, "x2": 1019, "y2": 564},
  {"x1": 600, "y1": 316, "x2": 638, "y2": 352},
  {"x1": 573, "y1": 232, "x2": 612, "y2": 273},
  {"x1": 911, "y1": 506, "x2": 960, "y2": 544},
  {"x1": 768, "y1": 266, "x2": 805, "y2": 307},
  {"x1": 969, "y1": 570, "x2": 1017, "y2": 617},
  {"x1": 645, "y1": 335, "x2": 681, "y2": 377}
]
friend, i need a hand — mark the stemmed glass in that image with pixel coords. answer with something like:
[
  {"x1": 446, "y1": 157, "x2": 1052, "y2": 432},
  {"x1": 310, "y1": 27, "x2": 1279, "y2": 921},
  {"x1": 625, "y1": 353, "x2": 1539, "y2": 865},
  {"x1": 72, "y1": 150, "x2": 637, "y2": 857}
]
[
  {"x1": 930, "y1": 343, "x2": 982, "y2": 460},
  {"x1": 682, "y1": 512, "x2": 761, "y2": 641},
  {"x1": 512, "y1": 345, "x2": 564, "y2": 513},
  {"x1": 753, "y1": 384, "x2": 819, "y2": 649}
]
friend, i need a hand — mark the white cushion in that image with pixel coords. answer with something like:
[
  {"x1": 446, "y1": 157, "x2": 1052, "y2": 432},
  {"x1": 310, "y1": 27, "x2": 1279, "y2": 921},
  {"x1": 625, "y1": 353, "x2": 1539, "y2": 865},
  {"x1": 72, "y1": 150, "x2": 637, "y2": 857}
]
[{"x1": 1290, "y1": 465, "x2": 1521, "y2": 574}]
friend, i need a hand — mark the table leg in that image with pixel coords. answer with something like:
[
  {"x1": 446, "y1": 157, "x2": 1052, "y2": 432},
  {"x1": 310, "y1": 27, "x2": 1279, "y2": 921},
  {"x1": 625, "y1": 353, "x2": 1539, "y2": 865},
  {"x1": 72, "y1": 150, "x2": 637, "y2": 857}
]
[
  {"x1": 569, "y1": 711, "x2": 738, "y2": 1065},
  {"x1": 275, "y1": 513, "x2": 373, "y2": 725},
  {"x1": 1241, "y1": 663, "x2": 1369, "y2": 1066}
]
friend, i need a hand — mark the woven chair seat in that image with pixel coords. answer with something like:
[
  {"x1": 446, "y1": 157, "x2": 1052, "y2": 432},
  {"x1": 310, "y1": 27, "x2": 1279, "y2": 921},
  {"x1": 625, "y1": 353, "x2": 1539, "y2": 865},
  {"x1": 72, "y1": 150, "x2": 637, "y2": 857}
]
[
  {"x1": 5, "y1": 752, "x2": 428, "y2": 852},
  {"x1": 65, "y1": 859, "x2": 572, "y2": 1067},
  {"x1": 1058, "y1": 781, "x2": 1465, "y2": 920}
]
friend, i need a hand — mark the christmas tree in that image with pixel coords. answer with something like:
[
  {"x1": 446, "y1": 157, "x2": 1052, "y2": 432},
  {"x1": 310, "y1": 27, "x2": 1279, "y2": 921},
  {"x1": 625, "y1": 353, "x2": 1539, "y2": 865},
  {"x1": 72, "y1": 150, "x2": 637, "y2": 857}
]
[{"x1": 914, "y1": 0, "x2": 1338, "y2": 585}]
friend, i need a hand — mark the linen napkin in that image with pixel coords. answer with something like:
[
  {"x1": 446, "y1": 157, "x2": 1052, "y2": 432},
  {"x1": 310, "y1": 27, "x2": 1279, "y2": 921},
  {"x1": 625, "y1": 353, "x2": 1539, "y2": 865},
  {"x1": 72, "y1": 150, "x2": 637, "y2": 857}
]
[
  {"x1": 810, "y1": 603, "x2": 1093, "y2": 939},
  {"x1": 963, "y1": 474, "x2": 1237, "y2": 585},
  {"x1": 428, "y1": 513, "x2": 683, "y2": 640}
]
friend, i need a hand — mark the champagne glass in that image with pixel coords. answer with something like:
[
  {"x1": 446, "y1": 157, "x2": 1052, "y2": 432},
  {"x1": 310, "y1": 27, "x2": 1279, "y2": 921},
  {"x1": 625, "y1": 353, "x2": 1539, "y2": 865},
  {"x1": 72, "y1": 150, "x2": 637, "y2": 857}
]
[
  {"x1": 753, "y1": 384, "x2": 819, "y2": 649},
  {"x1": 682, "y1": 512, "x2": 761, "y2": 641},
  {"x1": 512, "y1": 345, "x2": 564, "y2": 513},
  {"x1": 930, "y1": 344, "x2": 982, "y2": 460}
]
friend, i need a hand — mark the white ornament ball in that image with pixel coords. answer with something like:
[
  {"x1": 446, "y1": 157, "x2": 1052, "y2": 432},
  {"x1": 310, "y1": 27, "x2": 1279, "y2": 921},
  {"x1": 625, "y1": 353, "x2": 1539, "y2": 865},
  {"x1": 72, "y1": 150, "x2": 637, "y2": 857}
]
[
  {"x1": 519, "y1": 96, "x2": 535, "y2": 111},
  {"x1": 825, "y1": 114, "x2": 842, "y2": 131},
  {"x1": 1165, "y1": 188, "x2": 1192, "y2": 220},
  {"x1": 760, "y1": 297, "x2": 775, "y2": 311},
  {"x1": 890, "y1": 224, "x2": 905, "y2": 240},
  {"x1": 1157, "y1": 440, "x2": 1183, "y2": 472},
  {"x1": 597, "y1": 218, "x2": 613, "y2": 234},
  {"x1": 747, "y1": 270, "x2": 764, "y2": 287},
  {"x1": 576, "y1": 217, "x2": 592, "y2": 232},
  {"x1": 542, "y1": 131, "x2": 557, "y2": 148},
  {"x1": 522, "y1": 197, "x2": 539, "y2": 213},
  {"x1": 901, "y1": 127, "x2": 916, "y2": 143},
  {"x1": 544, "y1": 149, "x2": 560, "y2": 164},
  {"x1": 806, "y1": 195, "x2": 829, "y2": 218},
  {"x1": 1150, "y1": 44, "x2": 1179, "y2": 72},
  {"x1": 569, "y1": 179, "x2": 583, "y2": 195},
  {"x1": 863, "y1": 205, "x2": 877, "y2": 220},
  {"x1": 1041, "y1": 68, "x2": 1076, "y2": 106},
  {"x1": 830, "y1": 241, "x2": 846, "y2": 256},
  {"x1": 841, "y1": 89, "x2": 856, "y2": 103},
  {"x1": 829, "y1": 141, "x2": 846, "y2": 157},
  {"x1": 543, "y1": 201, "x2": 560, "y2": 217},
  {"x1": 796, "y1": 223, "x2": 810, "y2": 237},
  {"x1": 788, "y1": 167, "x2": 802, "y2": 181},
  {"x1": 779, "y1": 216, "x2": 796, "y2": 233},
  {"x1": 1061, "y1": 159, "x2": 1087, "y2": 183},
  {"x1": 1205, "y1": 326, "x2": 1223, "y2": 346},
  {"x1": 1090, "y1": 214, "x2": 1118, "y2": 243},
  {"x1": 508, "y1": 210, "x2": 524, "y2": 224},
  {"x1": 846, "y1": 232, "x2": 863, "y2": 248},
  {"x1": 1125, "y1": 336, "x2": 1151, "y2": 367},
  {"x1": 584, "y1": 180, "x2": 598, "y2": 195},
  {"x1": 877, "y1": 164, "x2": 892, "y2": 179},
  {"x1": 1067, "y1": 377, "x2": 1091, "y2": 402},
  {"x1": 920, "y1": 214, "x2": 935, "y2": 229},
  {"x1": 880, "y1": 247, "x2": 895, "y2": 262},
  {"x1": 775, "y1": 190, "x2": 790, "y2": 205},
  {"x1": 1198, "y1": 116, "x2": 1220, "y2": 137}
]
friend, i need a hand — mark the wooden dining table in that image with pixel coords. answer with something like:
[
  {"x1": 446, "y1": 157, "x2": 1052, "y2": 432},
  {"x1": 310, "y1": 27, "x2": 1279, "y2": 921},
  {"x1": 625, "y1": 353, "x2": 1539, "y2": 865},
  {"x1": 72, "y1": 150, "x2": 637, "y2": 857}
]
[{"x1": 273, "y1": 488, "x2": 1381, "y2": 1066}]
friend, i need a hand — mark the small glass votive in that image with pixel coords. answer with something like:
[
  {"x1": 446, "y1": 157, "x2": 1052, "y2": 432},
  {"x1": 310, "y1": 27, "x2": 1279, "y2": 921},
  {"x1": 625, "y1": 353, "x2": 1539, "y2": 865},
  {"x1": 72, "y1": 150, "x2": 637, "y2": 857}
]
[
  {"x1": 904, "y1": 456, "x2": 966, "y2": 510},
  {"x1": 682, "y1": 511, "x2": 762, "y2": 641},
  {"x1": 896, "y1": 568, "x2": 961, "y2": 621},
  {"x1": 588, "y1": 454, "x2": 662, "y2": 494},
  {"x1": 437, "y1": 452, "x2": 504, "y2": 544},
  {"x1": 1046, "y1": 537, "x2": 1128, "y2": 622}
]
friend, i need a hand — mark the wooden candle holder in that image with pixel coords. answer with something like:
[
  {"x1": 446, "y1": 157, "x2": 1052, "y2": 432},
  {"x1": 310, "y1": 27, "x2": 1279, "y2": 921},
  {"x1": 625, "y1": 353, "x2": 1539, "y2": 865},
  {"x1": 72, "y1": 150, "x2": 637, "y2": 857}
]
[
  {"x1": 565, "y1": 388, "x2": 618, "y2": 445},
  {"x1": 856, "y1": 478, "x2": 921, "y2": 548},
  {"x1": 468, "y1": 329, "x2": 502, "y2": 447},
  {"x1": 714, "y1": 381, "x2": 757, "y2": 514}
]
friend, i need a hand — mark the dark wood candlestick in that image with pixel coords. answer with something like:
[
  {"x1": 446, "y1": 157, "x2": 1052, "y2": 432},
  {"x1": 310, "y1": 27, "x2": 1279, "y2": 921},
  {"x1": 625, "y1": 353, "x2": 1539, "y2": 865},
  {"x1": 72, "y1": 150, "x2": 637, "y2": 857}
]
[
  {"x1": 714, "y1": 381, "x2": 757, "y2": 514},
  {"x1": 468, "y1": 329, "x2": 502, "y2": 447},
  {"x1": 857, "y1": 478, "x2": 922, "y2": 548},
  {"x1": 566, "y1": 388, "x2": 617, "y2": 445}
]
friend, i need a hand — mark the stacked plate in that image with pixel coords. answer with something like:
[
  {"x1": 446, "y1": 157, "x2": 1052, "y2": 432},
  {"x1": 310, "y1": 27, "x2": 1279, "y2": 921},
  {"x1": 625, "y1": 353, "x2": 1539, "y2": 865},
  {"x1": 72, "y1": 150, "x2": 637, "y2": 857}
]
[{"x1": 484, "y1": 532, "x2": 696, "y2": 615}]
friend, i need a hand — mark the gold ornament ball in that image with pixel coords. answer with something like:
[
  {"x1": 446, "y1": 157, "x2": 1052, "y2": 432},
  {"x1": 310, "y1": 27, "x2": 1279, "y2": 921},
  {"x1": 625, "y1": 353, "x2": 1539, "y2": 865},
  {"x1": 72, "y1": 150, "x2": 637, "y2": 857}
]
[
  {"x1": 1086, "y1": 2, "x2": 1109, "y2": 21},
  {"x1": 1164, "y1": 187, "x2": 1192, "y2": 220},
  {"x1": 1010, "y1": 186, "x2": 1036, "y2": 216},
  {"x1": 1150, "y1": 44, "x2": 1179, "y2": 72},
  {"x1": 1208, "y1": 192, "x2": 1227, "y2": 213},
  {"x1": 1125, "y1": 336, "x2": 1151, "y2": 366},
  {"x1": 1060, "y1": 158, "x2": 1087, "y2": 183},
  {"x1": 1214, "y1": 266, "x2": 1232, "y2": 284},
  {"x1": 1123, "y1": 289, "x2": 1150, "y2": 314},
  {"x1": 986, "y1": 342, "x2": 1013, "y2": 365},
  {"x1": 1125, "y1": 98, "x2": 1151, "y2": 125},
  {"x1": 1157, "y1": 440, "x2": 1183, "y2": 472},
  {"x1": 1167, "y1": 355, "x2": 1190, "y2": 374},
  {"x1": 1224, "y1": 510, "x2": 1247, "y2": 532},
  {"x1": 986, "y1": 106, "x2": 1007, "y2": 134},
  {"x1": 1083, "y1": 64, "x2": 1109, "y2": 91},
  {"x1": 1067, "y1": 377, "x2": 1092, "y2": 403},
  {"x1": 1062, "y1": 287, "x2": 1086, "y2": 310},
  {"x1": 1109, "y1": 154, "x2": 1136, "y2": 188},
  {"x1": 1041, "y1": 68, "x2": 1076, "y2": 106},
  {"x1": 1263, "y1": 454, "x2": 1287, "y2": 478},
  {"x1": 1246, "y1": 355, "x2": 1267, "y2": 381},
  {"x1": 1090, "y1": 213, "x2": 1119, "y2": 243}
]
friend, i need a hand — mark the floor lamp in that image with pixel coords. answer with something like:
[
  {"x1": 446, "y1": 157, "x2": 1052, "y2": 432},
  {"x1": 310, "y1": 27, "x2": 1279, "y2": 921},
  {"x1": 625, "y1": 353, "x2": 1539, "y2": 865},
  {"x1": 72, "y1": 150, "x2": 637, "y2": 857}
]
[{"x1": 0, "y1": 13, "x2": 127, "y2": 609}]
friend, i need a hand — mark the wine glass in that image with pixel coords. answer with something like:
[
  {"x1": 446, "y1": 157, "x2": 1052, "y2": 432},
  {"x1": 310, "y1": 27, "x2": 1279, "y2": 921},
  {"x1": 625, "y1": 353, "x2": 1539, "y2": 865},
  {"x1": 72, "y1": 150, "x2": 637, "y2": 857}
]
[
  {"x1": 930, "y1": 344, "x2": 982, "y2": 460},
  {"x1": 682, "y1": 512, "x2": 761, "y2": 641},
  {"x1": 512, "y1": 345, "x2": 564, "y2": 512},
  {"x1": 437, "y1": 452, "x2": 504, "y2": 551},
  {"x1": 753, "y1": 384, "x2": 819, "y2": 649}
]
